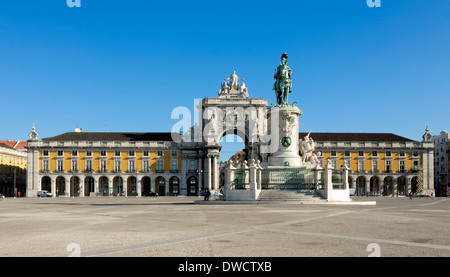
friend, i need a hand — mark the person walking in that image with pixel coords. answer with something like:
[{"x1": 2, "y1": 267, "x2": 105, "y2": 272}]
[{"x1": 409, "y1": 191, "x2": 413, "y2": 200}]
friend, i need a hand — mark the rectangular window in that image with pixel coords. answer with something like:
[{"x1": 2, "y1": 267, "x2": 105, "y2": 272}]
[
  {"x1": 157, "y1": 151, "x2": 163, "y2": 157},
  {"x1": 399, "y1": 151, "x2": 405, "y2": 157},
  {"x1": 72, "y1": 150, "x2": 78, "y2": 156},
  {"x1": 156, "y1": 160, "x2": 164, "y2": 172},
  {"x1": 114, "y1": 160, "x2": 121, "y2": 172},
  {"x1": 57, "y1": 160, "x2": 64, "y2": 172},
  {"x1": 86, "y1": 160, "x2": 92, "y2": 172},
  {"x1": 385, "y1": 160, "x2": 391, "y2": 172},
  {"x1": 100, "y1": 151, "x2": 107, "y2": 156},
  {"x1": 100, "y1": 160, "x2": 107, "y2": 172},
  {"x1": 189, "y1": 160, "x2": 196, "y2": 172},
  {"x1": 128, "y1": 151, "x2": 135, "y2": 156},
  {"x1": 330, "y1": 151, "x2": 337, "y2": 157},
  {"x1": 57, "y1": 150, "x2": 64, "y2": 156},
  {"x1": 71, "y1": 160, "x2": 78, "y2": 172},
  {"x1": 385, "y1": 151, "x2": 391, "y2": 157},
  {"x1": 413, "y1": 151, "x2": 419, "y2": 157},
  {"x1": 129, "y1": 160, "x2": 135, "y2": 172},
  {"x1": 371, "y1": 151, "x2": 378, "y2": 157},
  {"x1": 413, "y1": 160, "x2": 419, "y2": 169},
  {"x1": 399, "y1": 160, "x2": 405, "y2": 172},
  {"x1": 42, "y1": 150, "x2": 49, "y2": 156},
  {"x1": 115, "y1": 151, "x2": 121, "y2": 156},
  {"x1": 358, "y1": 160, "x2": 364, "y2": 172},
  {"x1": 86, "y1": 151, "x2": 92, "y2": 156},
  {"x1": 143, "y1": 151, "x2": 149, "y2": 157},
  {"x1": 344, "y1": 151, "x2": 350, "y2": 157},
  {"x1": 171, "y1": 160, "x2": 178, "y2": 172},
  {"x1": 142, "y1": 160, "x2": 150, "y2": 172},
  {"x1": 372, "y1": 160, "x2": 378, "y2": 172},
  {"x1": 171, "y1": 151, "x2": 178, "y2": 157},
  {"x1": 42, "y1": 160, "x2": 49, "y2": 172},
  {"x1": 358, "y1": 151, "x2": 364, "y2": 157}
]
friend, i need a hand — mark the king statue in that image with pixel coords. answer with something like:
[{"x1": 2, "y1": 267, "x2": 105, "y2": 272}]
[{"x1": 273, "y1": 53, "x2": 292, "y2": 105}]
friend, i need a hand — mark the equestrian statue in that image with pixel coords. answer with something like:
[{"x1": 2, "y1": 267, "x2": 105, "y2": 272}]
[{"x1": 273, "y1": 53, "x2": 292, "y2": 105}]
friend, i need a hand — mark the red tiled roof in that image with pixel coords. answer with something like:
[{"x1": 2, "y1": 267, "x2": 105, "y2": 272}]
[{"x1": 0, "y1": 141, "x2": 28, "y2": 149}]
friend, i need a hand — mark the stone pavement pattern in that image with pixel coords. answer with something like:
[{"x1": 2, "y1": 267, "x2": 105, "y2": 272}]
[{"x1": 1, "y1": 196, "x2": 450, "y2": 257}]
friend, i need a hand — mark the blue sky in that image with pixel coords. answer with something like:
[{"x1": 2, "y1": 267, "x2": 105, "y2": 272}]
[{"x1": 1, "y1": 0, "x2": 449, "y2": 161}]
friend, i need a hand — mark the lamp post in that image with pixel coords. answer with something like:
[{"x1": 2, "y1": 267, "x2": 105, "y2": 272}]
[{"x1": 197, "y1": 169, "x2": 203, "y2": 196}]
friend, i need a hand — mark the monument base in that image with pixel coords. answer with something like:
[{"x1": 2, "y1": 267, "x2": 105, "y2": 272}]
[{"x1": 267, "y1": 104, "x2": 303, "y2": 168}]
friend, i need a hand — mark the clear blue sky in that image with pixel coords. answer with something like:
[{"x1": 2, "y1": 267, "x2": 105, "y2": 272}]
[{"x1": 1, "y1": 1, "x2": 449, "y2": 161}]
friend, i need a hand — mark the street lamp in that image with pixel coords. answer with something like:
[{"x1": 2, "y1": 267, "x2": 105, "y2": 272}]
[{"x1": 197, "y1": 169, "x2": 203, "y2": 196}]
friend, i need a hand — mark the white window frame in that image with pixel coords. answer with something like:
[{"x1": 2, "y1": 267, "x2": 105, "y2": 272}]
[
  {"x1": 57, "y1": 159, "x2": 64, "y2": 172},
  {"x1": 142, "y1": 160, "x2": 150, "y2": 173},
  {"x1": 128, "y1": 160, "x2": 135, "y2": 173},
  {"x1": 85, "y1": 159, "x2": 93, "y2": 172}
]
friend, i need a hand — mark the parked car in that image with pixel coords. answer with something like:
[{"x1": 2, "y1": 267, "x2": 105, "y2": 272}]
[
  {"x1": 349, "y1": 188, "x2": 355, "y2": 196},
  {"x1": 142, "y1": 191, "x2": 158, "y2": 197},
  {"x1": 210, "y1": 190, "x2": 223, "y2": 196},
  {"x1": 37, "y1": 190, "x2": 52, "y2": 197}
]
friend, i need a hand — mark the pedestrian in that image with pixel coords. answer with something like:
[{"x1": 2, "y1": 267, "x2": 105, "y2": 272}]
[
  {"x1": 409, "y1": 191, "x2": 413, "y2": 200},
  {"x1": 205, "y1": 189, "x2": 211, "y2": 201}
]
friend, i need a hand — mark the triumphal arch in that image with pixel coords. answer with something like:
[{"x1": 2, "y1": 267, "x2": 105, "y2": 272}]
[{"x1": 175, "y1": 53, "x2": 345, "y2": 201}]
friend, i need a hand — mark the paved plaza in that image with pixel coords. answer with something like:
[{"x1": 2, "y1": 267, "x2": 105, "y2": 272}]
[{"x1": 1, "y1": 196, "x2": 450, "y2": 257}]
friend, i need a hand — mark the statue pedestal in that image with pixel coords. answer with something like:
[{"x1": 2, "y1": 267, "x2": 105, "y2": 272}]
[{"x1": 267, "y1": 105, "x2": 303, "y2": 168}]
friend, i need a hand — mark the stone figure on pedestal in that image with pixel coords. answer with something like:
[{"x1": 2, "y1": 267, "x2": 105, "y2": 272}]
[
  {"x1": 225, "y1": 70, "x2": 244, "y2": 90},
  {"x1": 218, "y1": 70, "x2": 249, "y2": 98}
]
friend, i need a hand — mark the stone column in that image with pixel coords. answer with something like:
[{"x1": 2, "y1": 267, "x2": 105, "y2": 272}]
[
  {"x1": 150, "y1": 177, "x2": 156, "y2": 193},
  {"x1": 225, "y1": 162, "x2": 235, "y2": 191},
  {"x1": 406, "y1": 177, "x2": 411, "y2": 195},
  {"x1": 165, "y1": 177, "x2": 169, "y2": 196},
  {"x1": 325, "y1": 160, "x2": 333, "y2": 198},
  {"x1": 205, "y1": 155, "x2": 211, "y2": 190},
  {"x1": 198, "y1": 154, "x2": 203, "y2": 193},
  {"x1": 94, "y1": 178, "x2": 98, "y2": 196},
  {"x1": 212, "y1": 155, "x2": 219, "y2": 190},
  {"x1": 394, "y1": 178, "x2": 398, "y2": 197},
  {"x1": 379, "y1": 180, "x2": 384, "y2": 196},
  {"x1": 51, "y1": 178, "x2": 56, "y2": 198},
  {"x1": 108, "y1": 179, "x2": 113, "y2": 196},
  {"x1": 137, "y1": 178, "x2": 142, "y2": 197},
  {"x1": 181, "y1": 156, "x2": 187, "y2": 195},
  {"x1": 80, "y1": 178, "x2": 85, "y2": 197},
  {"x1": 123, "y1": 179, "x2": 128, "y2": 197},
  {"x1": 249, "y1": 162, "x2": 257, "y2": 190},
  {"x1": 65, "y1": 177, "x2": 70, "y2": 197}
]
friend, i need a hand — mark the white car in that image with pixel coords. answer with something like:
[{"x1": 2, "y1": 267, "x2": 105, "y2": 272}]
[
  {"x1": 37, "y1": 190, "x2": 52, "y2": 197},
  {"x1": 210, "y1": 190, "x2": 223, "y2": 196}
]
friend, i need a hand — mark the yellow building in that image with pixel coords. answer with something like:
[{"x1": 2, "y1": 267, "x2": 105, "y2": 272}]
[
  {"x1": 26, "y1": 131, "x2": 190, "y2": 197},
  {"x1": 305, "y1": 131, "x2": 435, "y2": 196},
  {"x1": 0, "y1": 141, "x2": 27, "y2": 196}
]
